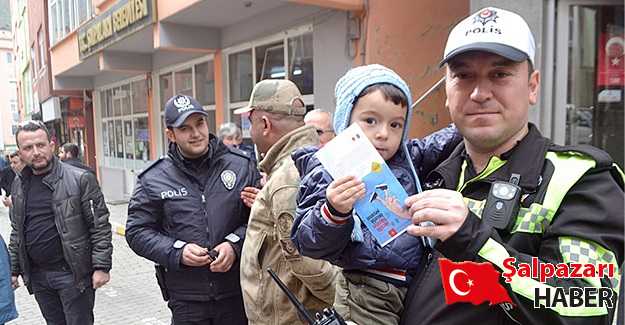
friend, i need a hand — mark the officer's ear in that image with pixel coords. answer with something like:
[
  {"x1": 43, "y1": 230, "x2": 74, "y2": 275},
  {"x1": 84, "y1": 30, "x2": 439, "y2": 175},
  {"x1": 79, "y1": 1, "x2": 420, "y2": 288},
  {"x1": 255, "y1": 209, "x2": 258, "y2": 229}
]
[
  {"x1": 261, "y1": 115, "x2": 272, "y2": 136},
  {"x1": 528, "y1": 69, "x2": 540, "y2": 105},
  {"x1": 165, "y1": 127, "x2": 176, "y2": 144}
]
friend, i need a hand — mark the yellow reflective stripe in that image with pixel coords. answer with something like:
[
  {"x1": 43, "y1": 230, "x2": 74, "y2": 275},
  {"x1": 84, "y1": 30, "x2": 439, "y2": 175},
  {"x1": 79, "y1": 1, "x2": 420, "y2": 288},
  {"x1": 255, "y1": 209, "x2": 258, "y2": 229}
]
[
  {"x1": 543, "y1": 152, "x2": 596, "y2": 212},
  {"x1": 464, "y1": 198, "x2": 485, "y2": 218},
  {"x1": 464, "y1": 198, "x2": 553, "y2": 234},
  {"x1": 457, "y1": 156, "x2": 506, "y2": 192},
  {"x1": 614, "y1": 163, "x2": 625, "y2": 182},
  {"x1": 559, "y1": 236, "x2": 620, "y2": 293},
  {"x1": 511, "y1": 203, "x2": 554, "y2": 234},
  {"x1": 478, "y1": 238, "x2": 608, "y2": 316}
]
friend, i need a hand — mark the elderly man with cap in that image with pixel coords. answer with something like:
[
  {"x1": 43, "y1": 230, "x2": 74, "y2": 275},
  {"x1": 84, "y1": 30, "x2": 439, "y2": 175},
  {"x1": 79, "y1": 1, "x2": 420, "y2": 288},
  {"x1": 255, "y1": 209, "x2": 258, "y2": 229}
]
[
  {"x1": 238, "y1": 79, "x2": 338, "y2": 325},
  {"x1": 400, "y1": 7, "x2": 624, "y2": 325},
  {"x1": 126, "y1": 94, "x2": 260, "y2": 325}
]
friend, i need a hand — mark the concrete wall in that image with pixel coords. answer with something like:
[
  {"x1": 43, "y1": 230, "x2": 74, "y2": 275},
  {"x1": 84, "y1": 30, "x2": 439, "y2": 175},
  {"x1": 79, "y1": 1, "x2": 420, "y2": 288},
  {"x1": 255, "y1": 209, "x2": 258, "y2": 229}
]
[
  {"x1": 313, "y1": 10, "x2": 351, "y2": 112},
  {"x1": 364, "y1": 0, "x2": 470, "y2": 138},
  {"x1": 471, "y1": 0, "x2": 545, "y2": 128}
]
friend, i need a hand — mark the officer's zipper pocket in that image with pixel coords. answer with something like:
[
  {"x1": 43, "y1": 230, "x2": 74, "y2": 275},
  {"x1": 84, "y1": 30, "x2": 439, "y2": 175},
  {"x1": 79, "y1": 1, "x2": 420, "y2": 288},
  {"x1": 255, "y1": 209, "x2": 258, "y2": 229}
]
[
  {"x1": 413, "y1": 251, "x2": 436, "y2": 293},
  {"x1": 89, "y1": 199, "x2": 97, "y2": 225}
]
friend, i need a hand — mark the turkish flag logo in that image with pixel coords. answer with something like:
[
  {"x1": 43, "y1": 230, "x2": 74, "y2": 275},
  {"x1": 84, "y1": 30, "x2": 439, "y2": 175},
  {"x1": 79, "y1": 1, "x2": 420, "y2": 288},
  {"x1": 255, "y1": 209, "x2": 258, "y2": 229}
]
[{"x1": 439, "y1": 258, "x2": 513, "y2": 306}]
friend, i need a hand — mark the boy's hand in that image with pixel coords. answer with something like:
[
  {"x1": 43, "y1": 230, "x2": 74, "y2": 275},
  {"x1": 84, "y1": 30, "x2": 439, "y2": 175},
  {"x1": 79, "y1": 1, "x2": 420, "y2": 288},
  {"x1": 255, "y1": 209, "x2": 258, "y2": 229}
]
[{"x1": 326, "y1": 176, "x2": 366, "y2": 214}]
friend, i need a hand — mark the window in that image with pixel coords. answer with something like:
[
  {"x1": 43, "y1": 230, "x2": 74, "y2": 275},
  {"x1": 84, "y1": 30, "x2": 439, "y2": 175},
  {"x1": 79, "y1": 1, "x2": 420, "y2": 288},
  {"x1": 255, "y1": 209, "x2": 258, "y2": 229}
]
[
  {"x1": 100, "y1": 79, "x2": 151, "y2": 171},
  {"x1": 31, "y1": 46, "x2": 37, "y2": 72},
  {"x1": 174, "y1": 68, "x2": 193, "y2": 97},
  {"x1": 288, "y1": 32, "x2": 313, "y2": 95},
  {"x1": 158, "y1": 59, "x2": 218, "y2": 152},
  {"x1": 255, "y1": 41, "x2": 284, "y2": 81},
  {"x1": 228, "y1": 50, "x2": 253, "y2": 103},
  {"x1": 5, "y1": 52, "x2": 12, "y2": 64},
  {"x1": 195, "y1": 62, "x2": 215, "y2": 106},
  {"x1": 48, "y1": 0, "x2": 92, "y2": 45},
  {"x1": 225, "y1": 26, "x2": 314, "y2": 133},
  {"x1": 38, "y1": 28, "x2": 46, "y2": 70}
]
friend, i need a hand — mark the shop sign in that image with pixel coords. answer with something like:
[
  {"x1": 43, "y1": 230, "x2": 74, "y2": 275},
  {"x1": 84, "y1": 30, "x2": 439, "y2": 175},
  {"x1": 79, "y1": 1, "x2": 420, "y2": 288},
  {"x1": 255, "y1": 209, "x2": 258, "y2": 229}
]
[
  {"x1": 78, "y1": 0, "x2": 156, "y2": 60},
  {"x1": 68, "y1": 115, "x2": 86, "y2": 129}
]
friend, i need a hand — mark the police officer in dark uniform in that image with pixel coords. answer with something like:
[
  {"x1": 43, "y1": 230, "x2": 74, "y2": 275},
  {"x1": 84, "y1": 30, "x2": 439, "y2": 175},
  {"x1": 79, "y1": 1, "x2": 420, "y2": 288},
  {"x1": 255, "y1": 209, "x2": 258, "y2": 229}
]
[{"x1": 126, "y1": 94, "x2": 260, "y2": 325}]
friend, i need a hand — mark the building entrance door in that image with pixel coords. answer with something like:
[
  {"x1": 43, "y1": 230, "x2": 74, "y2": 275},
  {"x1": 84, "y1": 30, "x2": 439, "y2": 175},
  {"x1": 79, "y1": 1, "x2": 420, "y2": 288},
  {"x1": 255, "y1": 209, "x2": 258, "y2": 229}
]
[{"x1": 555, "y1": 0, "x2": 624, "y2": 167}]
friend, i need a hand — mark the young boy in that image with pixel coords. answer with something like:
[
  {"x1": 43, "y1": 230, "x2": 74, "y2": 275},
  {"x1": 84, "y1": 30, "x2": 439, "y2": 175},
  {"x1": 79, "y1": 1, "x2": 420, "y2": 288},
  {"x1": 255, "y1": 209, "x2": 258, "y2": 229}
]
[{"x1": 290, "y1": 64, "x2": 460, "y2": 324}]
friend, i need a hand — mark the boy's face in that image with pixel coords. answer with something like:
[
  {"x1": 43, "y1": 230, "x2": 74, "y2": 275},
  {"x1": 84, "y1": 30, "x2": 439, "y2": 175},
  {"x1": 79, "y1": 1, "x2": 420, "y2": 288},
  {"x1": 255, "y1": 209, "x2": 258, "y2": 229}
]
[{"x1": 349, "y1": 89, "x2": 406, "y2": 161}]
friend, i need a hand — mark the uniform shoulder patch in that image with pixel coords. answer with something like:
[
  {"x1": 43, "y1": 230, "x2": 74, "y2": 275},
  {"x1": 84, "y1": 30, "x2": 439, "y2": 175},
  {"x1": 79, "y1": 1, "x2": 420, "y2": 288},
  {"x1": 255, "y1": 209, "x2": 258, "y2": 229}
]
[{"x1": 137, "y1": 156, "x2": 170, "y2": 179}]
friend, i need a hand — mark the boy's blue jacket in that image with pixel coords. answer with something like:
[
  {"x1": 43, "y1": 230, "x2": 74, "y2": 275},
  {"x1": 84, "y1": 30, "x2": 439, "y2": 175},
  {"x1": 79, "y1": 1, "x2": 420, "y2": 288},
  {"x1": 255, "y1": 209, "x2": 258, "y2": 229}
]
[
  {"x1": 290, "y1": 125, "x2": 461, "y2": 284},
  {"x1": 0, "y1": 234, "x2": 18, "y2": 324}
]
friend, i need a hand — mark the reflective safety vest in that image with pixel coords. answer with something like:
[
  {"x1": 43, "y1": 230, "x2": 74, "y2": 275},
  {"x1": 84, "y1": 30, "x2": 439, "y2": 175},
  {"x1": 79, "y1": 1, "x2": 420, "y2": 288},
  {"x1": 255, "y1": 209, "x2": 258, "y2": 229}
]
[{"x1": 456, "y1": 150, "x2": 624, "y2": 317}]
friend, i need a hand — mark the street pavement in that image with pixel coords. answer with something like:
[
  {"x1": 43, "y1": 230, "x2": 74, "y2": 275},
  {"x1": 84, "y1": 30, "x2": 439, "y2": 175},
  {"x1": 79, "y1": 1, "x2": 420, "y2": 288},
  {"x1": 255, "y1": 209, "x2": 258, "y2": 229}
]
[{"x1": 0, "y1": 203, "x2": 171, "y2": 325}]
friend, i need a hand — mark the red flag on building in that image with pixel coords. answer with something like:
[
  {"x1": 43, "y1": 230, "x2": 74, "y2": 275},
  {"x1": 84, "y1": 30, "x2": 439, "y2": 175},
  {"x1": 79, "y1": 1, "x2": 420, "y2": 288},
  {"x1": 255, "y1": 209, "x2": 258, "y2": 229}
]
[{"x1": 438, "y1": 258, "x2": 512, "y2": 306}]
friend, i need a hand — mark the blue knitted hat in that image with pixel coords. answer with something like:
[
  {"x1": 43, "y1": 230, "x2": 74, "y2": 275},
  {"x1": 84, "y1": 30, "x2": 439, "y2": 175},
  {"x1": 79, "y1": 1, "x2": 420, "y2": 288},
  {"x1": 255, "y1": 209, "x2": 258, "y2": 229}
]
[{"x1": 333, "y1": 64, "x2": 413, "y2": 134}]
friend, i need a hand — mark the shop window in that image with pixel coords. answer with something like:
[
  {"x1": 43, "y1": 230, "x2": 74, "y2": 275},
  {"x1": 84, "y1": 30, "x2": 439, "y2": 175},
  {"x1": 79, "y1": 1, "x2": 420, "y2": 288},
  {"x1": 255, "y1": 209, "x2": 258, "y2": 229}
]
[
  {"x1": 225, "y1": 27, "x2": 314, "y2": 132},
  {"x1": 107, "y1": 120, "x2": 115, "y2": 157},
  {"x1": 102, "y1": 122, "x2": 109, "y2": 157},
  {"x1": 114, "y1": 120, "x2": 123, "y2": 159},
  {"x1": 159, "y1": 73, "x2": 173, "y2": 112},
  {"x1": 195, "y1": 62, "x2": 215, "y2": 106},
  {"x1": 256, "y1": 41, "x2": 285, "y2": 81},
  {"x1": 100, "y1": 79, "x2": 150, "y2": 170},
  {"x1": 229, "y1": 49, "x2": 253, "y2": 103},
  {"x1": 120, "y1": 85, "x2": 131, "y2": 116},
  {"x1": 124, "y1": 120, "x2": 134, "y2": 159},
  {"x1": 288, "y1": 32, "x2": 313, "y2": 95},
  {"x1": 132, "y1": 80, "x2": 148, "y2": 113},
  {"x1": 134, "y1": 117, "x2": 150, "y2": 162},
  {"x1": 174, "y1": 69, "x2": 193, "y2": 97}
]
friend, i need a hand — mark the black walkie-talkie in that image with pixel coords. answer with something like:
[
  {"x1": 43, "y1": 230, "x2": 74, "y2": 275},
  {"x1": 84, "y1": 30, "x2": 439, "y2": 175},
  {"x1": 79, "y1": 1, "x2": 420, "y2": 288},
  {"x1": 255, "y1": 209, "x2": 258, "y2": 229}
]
[
  {"x1": 482, "y1": 173, "x2": 522, "y2": 231},
  {"x1": 267, "y1": 268, "x2": 347, "y2": 325}
]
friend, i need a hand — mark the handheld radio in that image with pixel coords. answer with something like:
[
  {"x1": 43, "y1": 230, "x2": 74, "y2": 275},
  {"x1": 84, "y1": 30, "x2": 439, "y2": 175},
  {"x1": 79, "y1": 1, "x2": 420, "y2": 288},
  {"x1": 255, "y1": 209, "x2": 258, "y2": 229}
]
[{"x1": 267, "y1": 268, "x2": 347, "y2": 325}]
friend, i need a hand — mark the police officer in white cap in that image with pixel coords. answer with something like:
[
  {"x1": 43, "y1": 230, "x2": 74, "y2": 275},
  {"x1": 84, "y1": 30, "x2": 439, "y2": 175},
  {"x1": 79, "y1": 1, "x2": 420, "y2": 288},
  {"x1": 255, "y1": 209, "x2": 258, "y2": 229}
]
[{"x1": 400, "y1": 7, "x2": 624, "y2": 325}]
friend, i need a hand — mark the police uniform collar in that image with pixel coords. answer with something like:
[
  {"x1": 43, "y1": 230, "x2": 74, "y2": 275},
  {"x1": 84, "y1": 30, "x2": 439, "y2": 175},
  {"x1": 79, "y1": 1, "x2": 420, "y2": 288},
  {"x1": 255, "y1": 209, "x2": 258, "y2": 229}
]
[{"x1": 429, "y1": 123, "x2": 548, "y2": 191}]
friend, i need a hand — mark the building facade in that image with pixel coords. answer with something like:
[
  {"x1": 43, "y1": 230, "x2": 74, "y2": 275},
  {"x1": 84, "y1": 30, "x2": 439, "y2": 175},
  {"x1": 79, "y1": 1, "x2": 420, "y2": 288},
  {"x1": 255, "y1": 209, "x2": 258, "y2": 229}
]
[
  {"x1": 12, "y1": 0, "x2": 33, "y2": 125},
  {"x1": 27, "y1": 0, "x2": 95, "y2": 169},
  {"x1": 0, "y1": 0, "x2": 17, "y2": 154},
  {"x1": 48, "y1": 0, "x2": 467, "y2": 200},
  {"x1": 45, "y1": 0, "x2": 624, "y2": 201}
]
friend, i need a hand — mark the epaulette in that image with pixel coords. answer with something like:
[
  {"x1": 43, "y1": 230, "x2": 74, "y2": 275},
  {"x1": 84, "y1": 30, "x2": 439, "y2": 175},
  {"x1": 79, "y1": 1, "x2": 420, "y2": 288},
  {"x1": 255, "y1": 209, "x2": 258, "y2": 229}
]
[
  {"x1": 549, "y1": 144, "x2": 614, "y2": 169},
  {"x1": 227, "y1": 146, "x2": 254, "y2": 161},
  {"x1": 137, "y1": 156, "x2": 170, "y2": 178}
]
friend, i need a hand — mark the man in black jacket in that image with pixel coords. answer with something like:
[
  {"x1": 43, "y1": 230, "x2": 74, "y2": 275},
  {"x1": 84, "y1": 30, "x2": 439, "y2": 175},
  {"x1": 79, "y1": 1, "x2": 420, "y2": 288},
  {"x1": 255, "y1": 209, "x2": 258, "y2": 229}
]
[
  {"x1": 1, "y1": 151, "x2": 24, "y2": 207},
  {"x1": 401, "y1": 7, "x2": 624, "y2": 325},
  {"x1": 8, "y1": 120, "x2": 112, "y2": 325},
  {"x1": 58, "y1": 143, "x2": 94, "y2": 173},
  {"x1": 126, "y1": 94, "x2": 260, "y2": 325}
]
